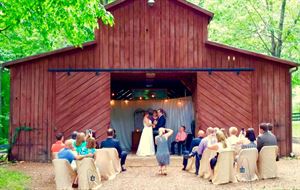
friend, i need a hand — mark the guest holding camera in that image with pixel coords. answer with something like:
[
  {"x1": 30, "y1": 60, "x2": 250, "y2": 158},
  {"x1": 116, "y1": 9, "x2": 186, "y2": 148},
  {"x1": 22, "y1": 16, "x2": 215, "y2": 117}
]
[{"x1": 155, "y1": 128, "x2": 173, "y2": 175}]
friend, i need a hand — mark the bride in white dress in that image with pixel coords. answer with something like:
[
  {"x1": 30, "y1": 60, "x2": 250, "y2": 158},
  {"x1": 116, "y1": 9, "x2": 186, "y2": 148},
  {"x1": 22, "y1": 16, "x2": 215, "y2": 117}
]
[{"x1": 136, "y1": 112, "x2": 155, "y2": 156}]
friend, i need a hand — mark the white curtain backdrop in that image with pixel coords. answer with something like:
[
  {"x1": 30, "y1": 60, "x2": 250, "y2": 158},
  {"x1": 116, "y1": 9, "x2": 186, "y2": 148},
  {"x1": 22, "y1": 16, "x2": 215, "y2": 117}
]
[{"x1": 110, "y1": 96, "x2": 195, "y2": 151}]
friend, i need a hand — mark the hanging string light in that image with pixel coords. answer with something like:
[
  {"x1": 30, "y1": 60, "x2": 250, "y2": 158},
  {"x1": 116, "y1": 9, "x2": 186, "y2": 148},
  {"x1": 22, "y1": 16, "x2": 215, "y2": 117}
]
[
  {"x1": 177, "y1": 99, "x2": 182, "y2": 106},
  {"x1": 110, "y1": 100, "x2": 115, "y2": 106},
  {"x1": 124, "y1": 100, "x2": 129, "y2": 104}
]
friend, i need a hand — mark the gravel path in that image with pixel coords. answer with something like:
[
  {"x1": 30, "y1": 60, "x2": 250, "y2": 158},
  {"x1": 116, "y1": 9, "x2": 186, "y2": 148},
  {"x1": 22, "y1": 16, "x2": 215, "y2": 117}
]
[{"x1": 4, "y1": 144, "x2": 300, "y2": 190}]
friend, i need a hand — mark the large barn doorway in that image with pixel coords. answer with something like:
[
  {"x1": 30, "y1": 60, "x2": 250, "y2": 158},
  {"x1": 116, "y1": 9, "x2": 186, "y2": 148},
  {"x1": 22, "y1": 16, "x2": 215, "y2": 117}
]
[{"x1": 110, "y1": 72, "x2": 197, "y2": 152}]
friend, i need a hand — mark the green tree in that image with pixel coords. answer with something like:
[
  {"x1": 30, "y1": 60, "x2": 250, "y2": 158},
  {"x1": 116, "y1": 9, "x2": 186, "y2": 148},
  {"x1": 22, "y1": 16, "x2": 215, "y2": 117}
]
[
  {"x1": 0, "y1": 0, "x2": 114, "y2": 143},
  {"x1": 189, "y1": 0, "x2": 300, "y2": 86},
  {"x1": 0, "y1": 0, "x2": 114, "y2": 62}
]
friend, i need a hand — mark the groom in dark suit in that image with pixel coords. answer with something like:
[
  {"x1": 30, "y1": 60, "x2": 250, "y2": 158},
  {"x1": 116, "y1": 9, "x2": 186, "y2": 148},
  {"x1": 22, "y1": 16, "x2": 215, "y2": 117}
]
[{"x1": 153, "y1": 109, "x2": 166, "y2": 151}]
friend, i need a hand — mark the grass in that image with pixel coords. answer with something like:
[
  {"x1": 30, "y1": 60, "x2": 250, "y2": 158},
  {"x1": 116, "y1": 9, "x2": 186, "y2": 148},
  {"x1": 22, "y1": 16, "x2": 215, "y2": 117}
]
[
  {"x1": 0, "y1": 167, "x2": 30, "y2": 190},
  {"x1": 292, "y1": 86, "x2": 300, "y2": 138},
  {"x1": 293, "y1": 121, "x2": 300, "y2": 138}
]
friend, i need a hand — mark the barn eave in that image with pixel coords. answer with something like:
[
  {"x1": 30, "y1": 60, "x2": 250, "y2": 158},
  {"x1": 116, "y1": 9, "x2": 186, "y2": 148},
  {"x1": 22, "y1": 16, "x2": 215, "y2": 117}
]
[{"x1": 205, "y1": 40, "x2": 299, "y2": 68}]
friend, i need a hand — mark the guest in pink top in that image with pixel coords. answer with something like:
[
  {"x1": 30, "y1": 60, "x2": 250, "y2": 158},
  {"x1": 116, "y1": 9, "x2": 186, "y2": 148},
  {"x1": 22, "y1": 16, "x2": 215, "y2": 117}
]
[{"x1": 171, "y1": 126, "x2": 187, "y2": 155}]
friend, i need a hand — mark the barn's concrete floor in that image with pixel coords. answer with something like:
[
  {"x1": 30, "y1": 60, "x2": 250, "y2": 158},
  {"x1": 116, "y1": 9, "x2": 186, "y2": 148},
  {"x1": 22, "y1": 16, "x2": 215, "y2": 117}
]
[{"x1": 4, "y1": 144, "x2": 300, "y2": 190}]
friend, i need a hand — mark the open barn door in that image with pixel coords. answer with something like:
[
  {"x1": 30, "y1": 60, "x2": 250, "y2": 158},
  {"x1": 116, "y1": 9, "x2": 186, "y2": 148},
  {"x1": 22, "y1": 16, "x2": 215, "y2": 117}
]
[
  {"x1": 196, "y1": 72, "x2": 252, "y2": 130},
  {"x1": 54, "y1": 72, "x2": 111, "y2": 141}
]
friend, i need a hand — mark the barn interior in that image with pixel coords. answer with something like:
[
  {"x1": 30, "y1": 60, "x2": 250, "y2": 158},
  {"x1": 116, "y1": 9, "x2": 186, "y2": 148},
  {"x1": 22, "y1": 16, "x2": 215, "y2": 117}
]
[{"x1": 110, "y1": 72, "x2": 197, "y2": 152}]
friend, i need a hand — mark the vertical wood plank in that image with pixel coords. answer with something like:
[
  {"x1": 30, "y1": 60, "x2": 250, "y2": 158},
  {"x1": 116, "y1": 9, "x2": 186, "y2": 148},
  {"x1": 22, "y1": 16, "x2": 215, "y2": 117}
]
[
  {"x1": 124, "y1": 3, "x2": 130, "y2": 69},
  {"x1": 19, "y1": 64, "x2": 25, "y2": 160},
  {"x1": 113, "y1": 10, "x2": 120, "y2": 68},
  {"x1": 43, "y1": 60, "x2": 49, "y2": 160},
  {"x1": 160, "y1": 0, "x2": 166, "y2": 68},
  {"x1": 169, "y1": 1, "x2": 175, "y2": 68},
  {"x1": 285, "y1": 69, "x2": 292, "y2": 155},
  {"x1": 133, "y1": 0, "x2": 140, "y2": 68},
  {"x1": 139, "y1": 1, "x2": 145, "y2": 69},
  {"x1": 154, "y1": 0, "x2": 161, "y2": 68}
]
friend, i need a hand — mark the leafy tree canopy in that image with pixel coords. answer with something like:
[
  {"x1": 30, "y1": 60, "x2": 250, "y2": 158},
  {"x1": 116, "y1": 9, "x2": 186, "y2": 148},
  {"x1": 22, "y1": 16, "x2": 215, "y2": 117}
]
[
  {"x1": 189, "y1": 0, "x2": 300, "y2": 86},
  {"x1": 0, "y1": 0, "x2": 114, "y2": 62}
]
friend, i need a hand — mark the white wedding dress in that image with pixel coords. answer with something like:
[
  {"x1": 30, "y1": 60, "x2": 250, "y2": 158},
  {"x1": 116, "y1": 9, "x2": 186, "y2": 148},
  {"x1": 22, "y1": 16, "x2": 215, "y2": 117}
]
[{"x1": 136, "y1": 119, "x2": 155, "y2": 156}]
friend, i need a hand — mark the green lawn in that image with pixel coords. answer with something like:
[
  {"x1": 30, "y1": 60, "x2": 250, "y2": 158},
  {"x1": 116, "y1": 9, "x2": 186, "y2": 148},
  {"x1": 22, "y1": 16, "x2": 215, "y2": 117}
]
[
  {"x1": 293, "y1": 121, "x2": 300, "y2": 138},
  {"x1": 0, "y1": 167, "x2": 30, "y2": 190}
]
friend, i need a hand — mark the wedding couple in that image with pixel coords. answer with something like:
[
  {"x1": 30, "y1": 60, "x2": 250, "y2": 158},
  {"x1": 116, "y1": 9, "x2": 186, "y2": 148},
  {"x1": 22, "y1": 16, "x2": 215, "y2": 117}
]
[{"x1": 136, "y1": 109, "x2": 166, "y2": 156}]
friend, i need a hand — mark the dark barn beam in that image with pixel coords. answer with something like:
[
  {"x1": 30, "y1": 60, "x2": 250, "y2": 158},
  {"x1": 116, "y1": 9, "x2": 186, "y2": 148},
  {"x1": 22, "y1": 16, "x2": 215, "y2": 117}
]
[{"x1": 48, "y1": 67, "x2": 255, "y2": 74}]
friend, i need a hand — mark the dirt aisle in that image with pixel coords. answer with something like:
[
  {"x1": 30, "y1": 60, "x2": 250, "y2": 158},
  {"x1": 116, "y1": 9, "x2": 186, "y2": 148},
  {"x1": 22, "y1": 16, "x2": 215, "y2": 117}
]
[{"x1": 5, "y1": 154, "x2": 300, "y2": 190}]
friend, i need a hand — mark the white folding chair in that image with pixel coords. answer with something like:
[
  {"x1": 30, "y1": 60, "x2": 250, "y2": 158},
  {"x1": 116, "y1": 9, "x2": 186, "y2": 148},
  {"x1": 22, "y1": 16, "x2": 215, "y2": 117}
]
[
  {"x1": 52, "y1": 152, "x2": 58, "y2": 160},
  {"x1": 104, "y1": 148, "x2": 121, "y2": 173},
  {"x1": 236, "y1": 148, "x2": 258, "y2": 182},
  {"x1": 185, "y1": 146, "x2": 198, "y2": 172},
  {"x1": 258, "y1": 146, "x2": 278, "y2": 179},
  {"x1": 77, "y1": 158, "x2": 102, "y2": 190},
  {"x1": 199, "y1": 149, "x2": 217, "y2": 179},
  {"x1": 94, "y1": 149, "x2": 119, "y2": 180},
  {"x1": 211, "y1": 150, "x2": 236, "y2": 185},
  {"x1": 52, "y1": 159, "x2": 76, "y2": 190}
]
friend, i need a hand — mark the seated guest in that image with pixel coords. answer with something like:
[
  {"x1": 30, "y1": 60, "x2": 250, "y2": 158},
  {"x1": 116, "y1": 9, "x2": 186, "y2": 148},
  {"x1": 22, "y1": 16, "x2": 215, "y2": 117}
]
[
  {"x1": 227, "y1": 127, "x2": 239, "y2": 146},
  {"x1": 112, "y1": 128, "x2": 117, "y2": 139},
  {"x1": 220, "y1": 128, "x2": 228, "y2": 138},
  {"x1": 213, "y1": 127, "x2": 219, "y2": 133},
  {"x1": 197, "y1": 127, "x2": 216, "y2": 156},
  {"x1": 58, "y1": 139, "x2": 90, "y2": 188},
  {"x1": 207, "y1": 131, "x2": 228, "y2": 171},
  {"x1": 51, "y1": 132, "x2": 65, "y2": 153},
  {"x1": 99, "y1": 128, "x2": 127, "y2": 172},
  {"x1": 241, "y1": 128, "x2": 257, "y2": 149},
  {"x1": 82, "y1": 137, "x2": 97, "y2": 156},
  {"x1": 268, "y1": 123, "x2": 274, "y2": 135},
  {"x1": 182, "y1": 130, "x2": 205, "y2": 173},
  {"x1": 58, "y1": 140, "x2": 89, "y2": 163},
  {"x1": 70, "y1": 131, "x2": 77, "y2": 144},
  {"x1": 73, "y1": 132, "x2": 87, "y2": 155},
  {"x1": 257, "y1": 123, "x2": 277, "y2": 152},
  {"x1": 87, "y1": 129, "x2": 99, "y2": 148},
  {"x1": 171, "y1": 126, "x2": 188, "y2": 155},
  {"x1": 196, "y1": 127, "x2": 216, "y2": 174}
]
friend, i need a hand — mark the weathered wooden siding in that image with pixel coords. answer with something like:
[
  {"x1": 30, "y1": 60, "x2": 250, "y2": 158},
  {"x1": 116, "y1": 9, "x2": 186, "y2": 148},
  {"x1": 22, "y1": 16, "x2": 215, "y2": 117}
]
[
  {"x1": 197, "y1": 72, "x2": 252, "y2": 130},
  {"x1": 94, "y1": 0, "x2": 210, "y2": 69},
  {"x1": 9, "y1": 48, "x2": 111, "y2": 161},
  {"x1": 8, "y1": 0, "x2": 292, "y2": 160},
  {"x1": 10, "y1": 61, "x2": 52, "y2": 161},
  {"x1": 195, "y1": 46, "x2": 292, "y2": 155},
  {"x1": 55, "y1": 73, "x2": 111, "y2": 141}
]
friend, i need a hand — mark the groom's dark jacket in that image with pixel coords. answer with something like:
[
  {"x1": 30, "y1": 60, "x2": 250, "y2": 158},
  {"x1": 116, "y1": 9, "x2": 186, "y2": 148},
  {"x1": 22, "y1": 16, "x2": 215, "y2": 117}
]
[{"x1": 154, "y1": 115, "x2": 166, "y2": 131}]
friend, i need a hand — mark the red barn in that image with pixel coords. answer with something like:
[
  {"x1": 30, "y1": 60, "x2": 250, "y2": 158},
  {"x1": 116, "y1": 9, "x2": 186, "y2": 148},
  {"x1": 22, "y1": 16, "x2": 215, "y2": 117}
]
[{"x1": 3, "y1": 0, "x2": 298, "y2": 161}]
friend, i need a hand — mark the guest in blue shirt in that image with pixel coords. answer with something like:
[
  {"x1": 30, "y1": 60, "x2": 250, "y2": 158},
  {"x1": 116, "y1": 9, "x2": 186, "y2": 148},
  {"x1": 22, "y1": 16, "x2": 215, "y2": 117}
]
[
  {"x1": 182, "y1": 130, "x2": 205, "y2": 175},
  {"x1": 58, "y1": 139, "x2": 90, "y2": 163},
  {"x1": 58, "y1": 139, "x2": 90, "y2": 188}
]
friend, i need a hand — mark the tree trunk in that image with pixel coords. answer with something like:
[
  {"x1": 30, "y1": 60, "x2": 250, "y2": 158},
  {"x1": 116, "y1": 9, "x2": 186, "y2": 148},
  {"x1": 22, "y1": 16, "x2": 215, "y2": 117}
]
[{"x1": 276, "y1": 0, "x2": 287, "y2": 58}]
